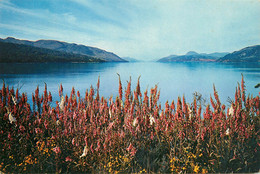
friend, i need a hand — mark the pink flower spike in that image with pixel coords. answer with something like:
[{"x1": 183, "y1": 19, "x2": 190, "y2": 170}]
[
  {"x1": 65, "y1": 156, "x2": 73, "y2": 162},
  {"x1": 127, "y1": 143, "x2": 133, "y2": 152},
  {"x1": 127, "y1": 143, "x2": 137, "y2": 156},
  {"x1": 53, "y1": 146, "x2": 61, "y2": 154},
  {"x1": 131, "y1": 147, "x2": 137, "y2": 156}
]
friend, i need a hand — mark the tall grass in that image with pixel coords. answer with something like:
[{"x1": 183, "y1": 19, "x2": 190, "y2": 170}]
[{"x1": 0, "y1": 76, "x2": 259, "y2": 173}]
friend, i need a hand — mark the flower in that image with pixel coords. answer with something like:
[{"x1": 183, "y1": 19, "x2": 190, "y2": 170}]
[
  {"x1": 24, "y1": 155, "x2": 37, "y2": 165},
  {"x1": 59, "y1": 96, "x2": 65, "y2": 111},
  {"x1": 72, "y1": 138, "x2": 75, "y2": 145},
  {"x1": 109, "y1": 108, "x2": 112, "y2": 118},
  {"x1": 65, "y1": 156, "x2": 73, "y2": 162},
  {"x1": 11, "y1": 95, "x2": 17, "y2": 105},
  {"x1": 80, "y1": 145, "x2": 88, "y2": 158},
  {"x1": 202, "y1": 168, "x2": 208, "y2": 173},
  {"x1": 130, "y1": 147, "x2": 137, "y2": 156},
  {"x1": 6, "y1": 107, "x2": 16, "y2": 124},
  {"x1": 56, "y1": 120, "x2": 61, "y2": 126},
  {"x1": 133, "y1": 118, "x2": 138, "y2": 127},
  {"x1": 9, "y1": 112, "x2": 16, "y2": 124},
  {"x1": 229, "y1": 105, "x2": 234, "y2": 116},
  {"x1": 127, "y1": 143, "x2": 137, "y2": 156},
  {"x1": 19, "y1": 125, "x2": 25, "y2": 132},
  {"x1": 127, "y1": 143, "x2": 133, "y2": 152},
  {"x1": 225, "y1": 128, "x2": 230, "y2": 136},
  {"x1": 149, "y1": 114, "x2": 155, "y2": 125},
  {"x1": 52, "y1": 146, "x2": 61, "y2": 154},
  {"x1": 194, "y1": 165, "x2": 199, "y2": 173}
]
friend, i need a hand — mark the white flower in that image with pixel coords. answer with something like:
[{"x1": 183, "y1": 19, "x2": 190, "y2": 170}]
[
  {"x1": 80, "y1": 145, "x2": 88, "y2": 158},
  {"x1": 56, "y1": 120, "x2": 61, "y2": 126},
  {"x1": 109, "y1": 108, "x2": 112, "y2": 118},
  {"x1": 133, "y1": 118, "x2": 138, "y2": 127},
  {"x1": 9, "y1": 112, "x2": 16, "y2": 124},
  {"x1": 59, "y1": 96, "x2": 65, "y2": 111},
  {"x1": 11, "y1": 95, "x2": 17, "y2": 105},
  {"x1": 229, "y1": 105, "x2": 234, "y2": 116},
  {"x1": 187, "y1": 104, "x2": 192, "y2": 120},
  {"x1": 6, "y1": 107, "x2": 16, "y2": 124},
  {"x1": 225, "y1": 128, "x2": 230, "y2": 136},
  {"x1": 149, "y1": 115, "x2": 155, "y2": 125}
]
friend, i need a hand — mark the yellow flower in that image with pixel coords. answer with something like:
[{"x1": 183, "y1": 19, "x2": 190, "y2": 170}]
[
  {"x1": 139, "y1": 169, "x2": 147, "y2": 173},
  {"x1": 0, "y1": 162, "x2": 3, "y2": 169},
  {"x1": 18, "y1": 163, "x2": 23, "y2": 167},
  {"x1": 171, "y1": 157, "x2": 176, "y2": 162},
  {"x1": 24, "y1": 155, "x2": 37, "y2": 165},
  {"x1": 202, "y1": 168, "x2": 208, "y2": 173},
  {"x1": 194, "y1": 165, "x2": 199, "y2": 173},
  {"x1": 123, "y1": 156, "x2": 130, "y2": 163}
]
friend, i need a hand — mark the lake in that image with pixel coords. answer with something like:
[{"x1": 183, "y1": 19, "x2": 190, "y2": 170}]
[{"x1": 0, "y1": 62, "x2": 259, "y2": 107}]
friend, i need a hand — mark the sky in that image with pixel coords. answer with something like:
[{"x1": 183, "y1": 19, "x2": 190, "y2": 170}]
[{"x1": 0, "y1": 0, "x2": 259, "y2": 60}]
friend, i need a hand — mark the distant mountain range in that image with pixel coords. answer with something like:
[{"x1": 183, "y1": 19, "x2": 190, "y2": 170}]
[
  {"x1": 158, "y1": 45, "x2": 260, "y2": 62},
  {"x1": 0, "y1": 41, "x2": 105, "y2": 63},
  {"x1": 0, "y1": 37, "x2": 126, "y2": 62},
  {"x1": 158, "y1": 51, "x2": 229, "y2": 62},
  {"x1": 217, "y1": 45, "x2": 260, "y2": 62},
  {"x1": 0, "y1": 37, "x2": 259, "y2": 63}
]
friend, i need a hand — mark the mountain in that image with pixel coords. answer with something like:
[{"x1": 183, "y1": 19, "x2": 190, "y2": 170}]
[
  {"x1": 157, "y1": 51, "x2": 228, "y2": 62},
  {"x1": 217, "y1": 45, "x2": 260, "y2": 62},
  {"x1": 185, "y1": 51, "x2": 199, "y2": 55},
  {"x1": 206, "y1": 52, "x2": 229, "y2": 58},
  {"x1": 156, "y1": 54, "x2": 178, "y2": 62},
  {"x1": 1, "y1": 37, "x2": 126, "y2": 62},
  {"x1": 122, "y1": 57, "x2": 140, "y2": 62},
  {"x1": 0, "y1": 41, "x2": 104, "y2": 63}
]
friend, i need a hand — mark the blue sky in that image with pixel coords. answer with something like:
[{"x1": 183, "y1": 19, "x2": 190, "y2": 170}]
[{"x1": 0, "y1": 0, "x2": 259, "y2": 60}]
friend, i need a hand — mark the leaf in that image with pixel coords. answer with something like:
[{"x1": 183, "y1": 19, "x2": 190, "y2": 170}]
[
  {"x1": 236, "y1": 167, "x2": 242, "y2": 172},
  {"x1": 229, "y1": 158, "x2": 238, "y2": 163}
]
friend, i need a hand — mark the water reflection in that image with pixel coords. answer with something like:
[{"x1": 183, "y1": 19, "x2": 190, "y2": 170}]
[
  {"x1": 0, "y1": 62, "x2": 259, "y2": 107},
  {"x1": 0, "y1": 62, "x2": 120, "y2": 75}
]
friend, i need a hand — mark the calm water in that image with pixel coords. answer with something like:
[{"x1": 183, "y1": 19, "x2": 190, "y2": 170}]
[{"x1": 0, "y1": 62, "x2": 259, "y2": 106}]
